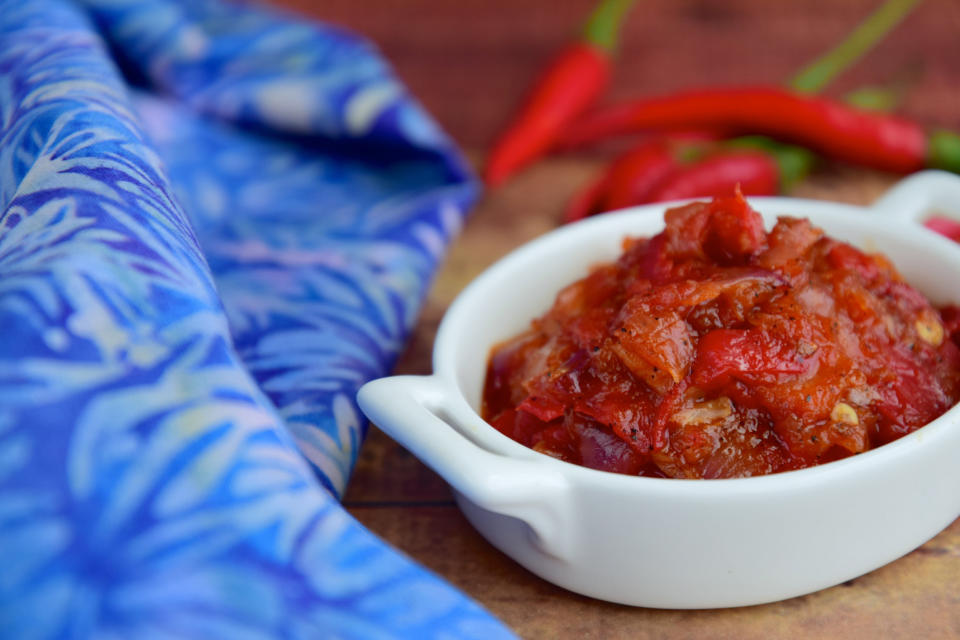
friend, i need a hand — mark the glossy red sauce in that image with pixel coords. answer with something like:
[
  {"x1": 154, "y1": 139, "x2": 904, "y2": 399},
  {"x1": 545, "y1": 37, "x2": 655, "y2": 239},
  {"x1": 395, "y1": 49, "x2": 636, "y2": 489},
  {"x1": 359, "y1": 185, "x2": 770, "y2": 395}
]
[{"x1": 482, "y1": 193, "x2": 960, "y2": 478}]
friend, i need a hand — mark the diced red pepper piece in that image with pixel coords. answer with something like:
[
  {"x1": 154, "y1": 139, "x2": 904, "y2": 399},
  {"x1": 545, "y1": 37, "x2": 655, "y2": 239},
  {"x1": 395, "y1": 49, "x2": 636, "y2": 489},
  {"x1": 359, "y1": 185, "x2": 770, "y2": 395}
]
[{"x1": 692, "y1": 328, "x2": 809, "y2": 390}]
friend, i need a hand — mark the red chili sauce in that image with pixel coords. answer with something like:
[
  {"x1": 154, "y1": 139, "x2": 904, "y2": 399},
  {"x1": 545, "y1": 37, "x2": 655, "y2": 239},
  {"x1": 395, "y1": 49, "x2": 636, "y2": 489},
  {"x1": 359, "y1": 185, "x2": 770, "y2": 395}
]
[{"x1": 482, "y1": 193, "x2": 960, "y2": 478}]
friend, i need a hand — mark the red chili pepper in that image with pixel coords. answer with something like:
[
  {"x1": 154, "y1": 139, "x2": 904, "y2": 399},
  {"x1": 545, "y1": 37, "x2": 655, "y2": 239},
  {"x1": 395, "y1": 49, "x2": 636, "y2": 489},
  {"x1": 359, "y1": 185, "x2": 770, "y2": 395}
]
[
  {"x1": 483, "y1": 0, "x2": 635, "y2": 187},
  {"x1": 562, "y1": 138, "x2": 680, "y2": 222},
  {"x1": 924, "y1": 216, "x2": 960, "y2": 243},
  {"x1": 601, "y1": 133, "x2": 724, "y2": 210},
  {"x1": 559, "y1": 86, "x2": 960, "y2": 174},
  {"x1": 563, "y1": 133, "x2": 718, "y2": 222},
  {"x1": 565, "y1": 135, "x2": 813, "y2": 221},
  {"x1": 557, "y1": 0, "x2": 941, "y2": 223},
  {"x1": 643, "y1": 150, "x2": 779, "y2": 203},
  {"x1": 644, "y1": 137, "x2": 815, "y2": 204},
  {"x1": 599, "y1": 139, "x2": 683, "y2": 210}
]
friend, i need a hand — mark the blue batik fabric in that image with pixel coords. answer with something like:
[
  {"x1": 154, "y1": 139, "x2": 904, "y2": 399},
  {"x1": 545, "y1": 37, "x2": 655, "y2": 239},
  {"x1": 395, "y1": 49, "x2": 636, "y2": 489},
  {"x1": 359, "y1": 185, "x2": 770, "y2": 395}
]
[{"x1": 0, "y1": 0, "x2": 515, "y2": 638}]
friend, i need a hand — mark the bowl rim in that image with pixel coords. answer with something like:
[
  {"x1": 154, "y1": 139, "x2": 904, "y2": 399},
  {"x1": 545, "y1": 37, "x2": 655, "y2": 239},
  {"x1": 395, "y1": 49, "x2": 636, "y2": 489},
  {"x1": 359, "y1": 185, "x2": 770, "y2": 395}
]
[{"x1": 430, "y1": 194, "x2": 960, "y2": 493}]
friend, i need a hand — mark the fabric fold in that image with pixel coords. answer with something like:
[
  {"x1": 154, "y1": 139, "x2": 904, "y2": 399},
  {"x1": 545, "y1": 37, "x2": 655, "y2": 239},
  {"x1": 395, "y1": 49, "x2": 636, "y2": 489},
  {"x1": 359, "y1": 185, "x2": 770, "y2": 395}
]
[{"x1": 0, "y1": 0, "x2": 510, "y2": 637}]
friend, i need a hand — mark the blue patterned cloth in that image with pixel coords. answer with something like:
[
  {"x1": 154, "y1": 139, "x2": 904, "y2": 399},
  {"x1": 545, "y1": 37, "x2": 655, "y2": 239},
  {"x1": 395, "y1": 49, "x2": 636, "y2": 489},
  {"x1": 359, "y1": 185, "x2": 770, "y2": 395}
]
[{"x1": 0, "y1": 0, "x2": 515, "y2": 637}]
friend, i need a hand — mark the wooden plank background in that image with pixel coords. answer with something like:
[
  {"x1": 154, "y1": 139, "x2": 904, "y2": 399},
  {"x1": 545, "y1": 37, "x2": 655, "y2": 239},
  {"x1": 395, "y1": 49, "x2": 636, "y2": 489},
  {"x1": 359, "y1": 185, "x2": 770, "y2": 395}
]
[{"x1": 270, "y1": 1, "x2": 960, "y2": 637}]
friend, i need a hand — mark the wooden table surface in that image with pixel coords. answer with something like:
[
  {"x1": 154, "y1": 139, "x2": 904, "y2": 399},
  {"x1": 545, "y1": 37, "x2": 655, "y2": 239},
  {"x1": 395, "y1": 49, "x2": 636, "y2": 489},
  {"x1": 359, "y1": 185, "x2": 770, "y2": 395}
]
[{"x1": 275, "y1": 2, "x2": 960, "y2": 637}]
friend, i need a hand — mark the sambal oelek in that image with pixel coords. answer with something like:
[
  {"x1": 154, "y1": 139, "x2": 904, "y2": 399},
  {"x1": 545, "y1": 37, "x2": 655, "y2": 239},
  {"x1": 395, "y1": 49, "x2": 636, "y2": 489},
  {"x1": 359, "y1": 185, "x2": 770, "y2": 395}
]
[{"x1": 482, "y1": 193, "x2": 960, "y2": 478}]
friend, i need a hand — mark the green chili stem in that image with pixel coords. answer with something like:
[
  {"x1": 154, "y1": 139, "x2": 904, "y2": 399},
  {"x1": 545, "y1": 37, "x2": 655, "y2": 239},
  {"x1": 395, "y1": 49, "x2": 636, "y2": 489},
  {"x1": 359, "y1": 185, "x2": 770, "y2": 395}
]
[
  {"x1": 928, "y1": 131, "x2": 960, "y2": 173},
  {"x1": 842, "y1": 84, "x2": 901, "y2": 112},
  {"x1": 789, "y1": 0, "x2": 923, "y2": 94},
  {"x1": 725, "y1": 136, "x2": 816, "y2": 190},
  {"x1": 582, "y1": 0, "x2": 637, "y2": 53}
]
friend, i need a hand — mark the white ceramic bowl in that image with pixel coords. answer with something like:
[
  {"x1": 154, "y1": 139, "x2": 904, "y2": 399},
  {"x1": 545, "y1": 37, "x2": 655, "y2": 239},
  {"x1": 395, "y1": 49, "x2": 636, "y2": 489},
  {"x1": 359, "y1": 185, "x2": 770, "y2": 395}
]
[{"x1": 357, "y1": 171, "x2": 960, "y2": 609}]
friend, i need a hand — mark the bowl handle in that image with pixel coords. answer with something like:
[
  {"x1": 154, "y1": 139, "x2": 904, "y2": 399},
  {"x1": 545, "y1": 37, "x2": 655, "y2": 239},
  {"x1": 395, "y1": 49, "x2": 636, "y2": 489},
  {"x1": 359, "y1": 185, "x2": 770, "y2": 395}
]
[
  {"x1": 870, "y1": 170, "x2": 960, "y2": 223},
  {"x1": 357, "y1": 375, "x2": 574, "y2": 560}
]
